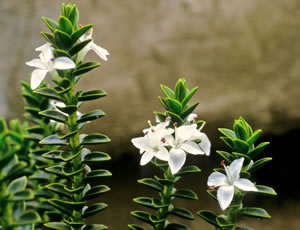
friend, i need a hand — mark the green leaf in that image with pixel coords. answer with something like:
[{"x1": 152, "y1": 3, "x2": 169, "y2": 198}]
[
  {"x1": 207, "y1": 189, "x2": 217, "y2": 201},
  {"x1": 220, "y1": 137, "x2": 234, "y2": 149},
  {"x1": 68, "y1": 5, "x2": 79, "y2": 28},
  {"x1": 138, "y1": 178, "x2": 163, "y2": 192},
  {"x1": 234, "y1": 122, "x2": 248, "y2": 141},
  {"x1": 45, "y1": 166, "x2": 65, "y2": 177},
  {"x1": 71, "y1": 24, "x2": 93, "y2": 43},
  {"x1": 53, "y1": 48, "x2": 72, "y2": 58},
  {"x1": 175, "y1": 165, "x2": 201, "y2": 176},
  {"x1": 82, "y1": 203, "x2": 108, "y2": 218},
  {"x1": 159, "y1": 96, "x2": 169, "y2": 110},
  {"x1": 181, "y1": 87, "x2": 198, "y2": 108},
  {"x1": 41, "y1": 32, "x2": 56, "y2": 44},
  {"x1": 69, "y1": 39, "x2": 92, "y2": 56},
  {"x1": 166, "y1": 111, "x2": 183, "y2": 126},
  {"x1": 46, "y1": 183, "x2": 72, "y2": 199},
  {"x1": 172, "y1": 189, "x2": 198, "y2": 200},
  {"x1": 83, "y1": 185, "x2": 110, "y2": 200},
  {"x1": 218, "y1": 128, "x2": 236, "y2": 139},
  {"x1": 83, "y1": 224, "x2": 108, "y2": 230},
  {"x1": 169, "y1": 207, "x2": 194, "y2": 220},
  {"x1": 175, "y1": 79, "x2": 186, "y2": 102},
  {"x1": 80, "y1": 133, "x2": 111, "y2": 145},
  {"x1": 73, "y1": 62, "x2": 101, "y2": 76},
  {"x1": 6, "y1": 176, "x2": 27, "y2": 194},
  {"x1": 232, "y1": 139, "x2": 249, "y2": 153},
  {"x1": 56, "y1": 105, "x2": 77, "y2": 114},
  {"x1": 42, "y1": 17, "x2": 59, "y2": 33},
  {"x1": 82, "y1": 152, "x2": 111, "y2": 163},
  {"x1": 248, "y1": 142, "x2": 270, "y2": 159},
  {"x1": 15, "y1": 211, "x2": 41, "y2": 225},
  {"x1": 78, "y1": 89, "x2": 107, "y2": 101},
  {"x1": 153, "y1": 112, "x2": 167, "y2": 122},
  {"x1": 60, "y1": 150, "x2": 81, "y2": 162},
  {"x1": 130, "y1": 211, "x2": 153, "y2": 225},
  {"x1": 160, "y1": 84, "x2": 175, "y2": 98},
  {"x1": 248, "y1": 157, "x2": 272, "y2": 173},
  {"x1": 11, "y1": 189, "x2": 34, "y2": 201},
  {"x1": 40, "y1": 135, "x2": 69, "y2": 145},
  {"x1": 54, "y1": 30, "x2": 72, "y2": 49},
  {"x1": 85, "y1": 169, "x2": 112, "y2": 180},
  {"x1": 44, "y1": 222, "x2": 71, "y2": 230},
  {"x1": 235, "y1": 227, "x2": 253, "y2": 230},
  {"x1": 42, "y1": 150, "x2": 63, "y2": 160},
  {"x1": 256, "y1": 185, "x2": 277, "y2": 196},
  {"x1": 216, "y1": 215, "x2": 235, "y2": 227},
  {"x1": 180, "y1": 102, "x2": 199, "y2": 119},
  {"x1": 34, "y1": 87, "x2": 63, "y2": 101},
  {"x1": 239, "y1": 207, "x2": 271, "y2": 219},
  {"x1": 166, "y1": 98, "x2": 182, "y2": 114},
  {"x1": 48, "y1": 199, "x2": 85, "y2": 214},
  {"x1": 246, "y1": 129, "x2": 262, "y2": 146},
  {"x1": 133, "y1": 197, "x2": 156, "y2": 209},
  {"x1": 62, "y1": 166, "x2": 83, "y2": 177},
  {"x1": 216, "y1": 151, "x2": 234, "y2": 163},
  {"x1": 128, "y1": 224, "x2": 144, "y2": 230},
  {"x1": 58, "y1": 16, "x2": 73, "y2": 34},
  {"x1": 77, "y1": 110, "x2": 105, "y2": 123},
  {"x1": 39, "y1": 110, "x2": 68, "y2": 123},
  {"x1": 165, "y1": 223, "x2": 190, "y2": 230}
]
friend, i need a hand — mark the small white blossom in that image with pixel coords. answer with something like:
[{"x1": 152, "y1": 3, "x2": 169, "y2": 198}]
[
  {"x1": 77, "y1": 28, "x2": 109, "y2": 62},
  {"x1": 166, "y1": 124, "x2": 210, "y2": 174},
  {"x1": 187, "y1": 113, "x2": 197, "y2": 123},
  {"x1": 26, "y1": 43, "x2": 75, "y2": 89},
  {"x1": 207, "y1": 158, "x2": 258, "y2": 210},
  {"x1": 132, "y1": 122, "x2": 173, "y2": 166}
]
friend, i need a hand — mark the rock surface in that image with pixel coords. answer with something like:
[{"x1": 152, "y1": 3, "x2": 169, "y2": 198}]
[{"x1": 1, "y1": 0, "x2": 300, "y2": 155}]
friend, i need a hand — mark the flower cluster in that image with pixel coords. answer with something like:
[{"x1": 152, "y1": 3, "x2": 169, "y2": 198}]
[{"x1": 132, "y1": 114, "x2": 211, "y2": 174}]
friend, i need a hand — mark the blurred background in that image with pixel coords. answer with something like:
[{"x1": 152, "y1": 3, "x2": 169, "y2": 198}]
[{"x1": 1, "y1": 0, "x2": 300, "y2": 229}]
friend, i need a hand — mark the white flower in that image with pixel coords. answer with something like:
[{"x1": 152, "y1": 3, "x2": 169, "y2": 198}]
[
  {"x1": 187, "y1": 113, "x2": 197, "y2": 123},
  {"x1": 132, "y1": 122, "x2": 173, "y2": 166},
  {"x1": 166, "y1": 124, "x2": 210, "y2": 174},
  {"x1": 207, "y1": 158, "x2": 258, "y2": 210},
  {"x1": 26, "y1": 43, "x2": 75, "y2": 89},
  {"x1": 77, "y1": 28, "x2": 109, "y2": 62}
]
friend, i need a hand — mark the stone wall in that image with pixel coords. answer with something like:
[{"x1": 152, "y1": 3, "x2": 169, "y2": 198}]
[{"x1": 1, "y1": 0, "x2": 300, "y2": 155}]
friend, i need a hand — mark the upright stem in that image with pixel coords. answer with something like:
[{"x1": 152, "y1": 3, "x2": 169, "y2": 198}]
[
  {"x1": 155, "y1": 167, "x2": 176, "y2": 230},
  {"x1": 66, "y1": 79, "x2": 83, "y2": 227}
]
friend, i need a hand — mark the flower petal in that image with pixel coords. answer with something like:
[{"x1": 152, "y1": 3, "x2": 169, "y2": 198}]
[
  {"x1": 234, "y1": 178, "x2": 258, "y2": 192},
  {"x1": 155, "y1": 147, "x2": 169, "y2": 161},
  {"x1": 31, "y1": 69, "x2": 48, "y2": 89},
  {"x1": 53, "y1": 57, "x2": 75, "y2": 70},
  {"x1": 208, "y1": 172, "x2": 228, "y2": 187},
  {"x1": 131, "y1": 137, "x2": 152, "y2": 152},
  {"x1": 169, "y1": 148, "x2": 186, "y2": 174},
  {"x1": 217, "y1": 185, "x2": 235, "y2": 210},
  {"x1": 198, "y1": 133, "x2": 211, "y2": 156},
  {"x1": 176, "y1": 124, "x2": 197, "y2": 142},
  {"x1": 181, "y1": 141, "x2": 204, "y2": 155},
  {"x1": 26, "y1": 59, "x2": 46, "y2": 69},
  {"x1": 228, "y1": 157, "x2": 244, "y2": 182},
  {"x1": 91, "y1": 43, "x2": 109, "y2": 61},
  {"x1": 40, "y1": 43, "x2": 53, "y2": 64},
  {"x1": 35, "y1": 43, "x2": 47, "y2": 52},
  {"x1": 140, "y1": 151, "x2": 155, "y2": 165}
]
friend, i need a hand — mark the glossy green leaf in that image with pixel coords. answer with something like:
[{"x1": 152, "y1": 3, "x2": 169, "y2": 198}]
[
  {"x1": 130, "y1": 211, "x2": 152, "y2": 225},
  {"x1": 169, "y1": 207, "x2": 194, "y2": 220},
  {"x1": 216, "y1": 151, "x2": 234, "y2": 163},
  {"x1": 58, "y1": 16, "x2": 73, "y2": 34},
  {"x1": 232, "y1": 139, "x2": 249, "y2": 153},
  {"x1": 78, "y1": 90, "x2": 107, "y2": 101},
  {"x1": 44, "y1": 222, "x2": 71, "y2": 230},
  {"x1": 80, "y1": 133, "x2": 111, "y2": 145},
  {"x1": 159, "y1": 96, "x2": 169, "y2": 110},
  {"x1": 235, "y1": 227, "x2": 253, "y2": 230},
  {"x1": 42, "y1": 17, "x2": 59, "y2": 33},
  {"x1": 153, "y1": 112, "x2": 167, "y2": 122},
  {"x1": 62, "y1": 166, "x2": 83, "y2": 177},
  {"x1": 68, "y1": 5, "x2": 79, "y2": 28},
  {"x1": 172, "y1": 189, "x2": 198, "y2": 200},
  {"x1": 71, "y1": 24, "x2": 93, "y2": 43},
  {"x1": 39, "y1": 110, "x2": 67, "y2": 123},
  {"x1": 180, "y1": 102, "x2": 199, "y2": 119},
  {"x1": 166, "y1": 98, "x2": 182, "y2": 114},
  {"x1": 73, "y1": 62, "x2": 101, "y2": 76},
  {"x1": 248, "y1": 142, "x2": 270, "y2": 159},
  {"x1": 83, "y1": 185, "x2": 110, "y2": 200},
  {"x1": 45, "y1": 166, "x2": 65, "y2": 177},
  {"x1": 41, "y1": 32, "x2": 56, "y2": 44},
  {"x1": 82, "y1": 224, "x2": 108, "y2": 230},
  {"x1": 256, "y1": 185, "x2": 277, "y2": 196},
  {"x1": 181, "y1": 87, "x2": 198, "y2": 108},
  {"x1": 133, "y1": 197, "x2": 156, "y2": 209},
  {"x1": 69, "y1": 39, "x2": 92, "y2": 56},
  {"x1": 128, "y1": 224, "x2": 144, "y2": 230},
  {"x1": 46, "y1": 183, "x2": 72, "y2": 199},
  {"x1": 40, "y1": 135, "x2": 68, "y2": 145},
  {"x1": 53, "y1": 48, "x2": 72, "y2": 59},
  {"x1": 234, "y1": 122, "x2": 248, "y2": 141},
  {"x1": 56, "y1": 105, "x2": 77, "y2": 114},
  {"x1": 77, "y1": 110, "x2": 105, "y2": 123},
  {"x1": 246, "y1": 129, "x2": 262, "y2": 146},
  {"x1": 218, "y1": 128, "x2": 236, "y2": 139},
  {"x1": 207, "y1": 189, "x2": 217, "y2": 201},
  {"x1": 82, "y1": 203, "x2": 108, "y2": 218},
  {"x1": 54, "y1": 30, "x2": 72, "y2": 49},
  {"x1": 216, "y1": 215, "x2": 235, "y2": 227},
  {"x1": 239, "y1": 207, "x2": 271, "y2": 219},
  {"x1": 15, "y1": 211, "x2": 41, "y2": 225},
  {"x1": 60, "y1": 150, "x2": 81, "y2": 162},
  {"x1": 154, "y1": 176, "x2": 173, "y2": 186},
  {"x1": 42, "y1": 150, "x2": 63, "y2": 160},
  {"x1": 160, "y1": 84, "x2": 175, "y2": 98},
  {"x1": 138, "y1": 178, "x2": 163, "y2": 192},
  {"x1": 11, "y1": 189, "x2": 34, "y2": 201},
  {"x1": 175, "y1": 79, "x2": 186, "y2": 102},
  {"x1": 248, "y1": 157, "x2": 272, "y2": 173},
  {"x1": 85, "y1": 169, "x2": 112, "y2": 180},
  {"x1": 166, "y1": 111, "x2": 183, "y2": 126},
  {"x1": 82, "y1": 152, "x2": 111, "y2": 163},
  {"x1": 48, "y1": 199, "x2": 85, "y2": 214},
  {"x1": 6, "y1": 176, "x2": 27, "y2": 194}
]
